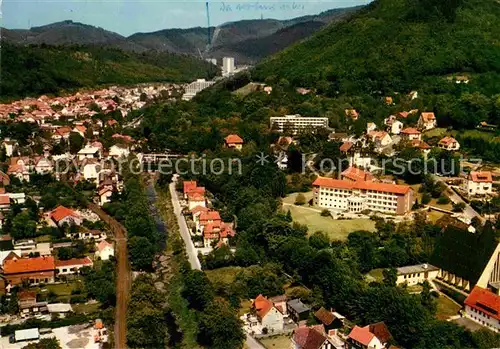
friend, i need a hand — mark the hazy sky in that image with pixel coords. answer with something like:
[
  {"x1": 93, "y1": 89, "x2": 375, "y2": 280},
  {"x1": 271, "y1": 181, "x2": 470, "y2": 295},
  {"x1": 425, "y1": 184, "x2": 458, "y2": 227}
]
[{"x1": 3, "y1": 0, "x2": 370, "y2": 36}]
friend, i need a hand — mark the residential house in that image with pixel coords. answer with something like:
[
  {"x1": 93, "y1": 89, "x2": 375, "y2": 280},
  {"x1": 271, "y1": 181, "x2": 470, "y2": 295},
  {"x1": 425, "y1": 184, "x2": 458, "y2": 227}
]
[
  {"x1": 391, "y1": 120, "x2": 404, "y2": 135},
  {"x1": 410, "y1": 139, "x2": 432, "y2": 156},
  {"x1": 313, "y1": 177, "x2": 413, "y2": 215},
  {"x1": 3, "y1": 256, "x2": 56, "y2": 286},
  {"x1": 81, "y1": 159, "x2": 100, "y2": 182},
  {"x1": 341, "y1": 167, "x2": 374, "y2": 182},
  {"x1": 346, "y1": 322, "x2": 393, "y2": 349},
  {"x1": 367, "y1": 131, "x2": 392, "y2": 148},
  {"x1": 464, "y1": 286, "x2": 500, "y2": 332},
  {"x1": 401, "y1": 128, "x2": 421, "y2": 141},
  {"x1": 7, "y1": 163, "x2": 30, "y2": 182},
  {"x1": 366, "y1": 122, "x2": 377, "y2": 133},
  {"x1": 384, "y1": 96, "x2": 393, "y2": 105},
  {"x1": 55, "y1": 257, "x2": 93, "y2": 275},
  {"x1": 463, "y1": 171, "x2": 493, "y2": 196},
  {"x1": 98, "y1": 187, "x2": 113, "y2": 206},
  {"x1": 49, "y1": 206, "x2": 82, "y2": 227},
  {"x1": 417, "y1": 112, "x2": 437, "y2": 130},
  {"x1": 183, "y1": 181, "x2": 205, "y2": 200},
  {"x1": 18, "y1": 290, "x2": 48, "y2": 317},
  {"x1": 287, "y1": 299, "x2": 311, "y2": 322},
  {"x1": 187, "y1": 192, "x2": 206, "y2": 211},
  {"x1": 109, "y1": 144, "x2": 130, "y2": 159},
  {"x1": 0, "y1": 195, "x2": 10, "y2": 211},
  {"x1": 203, "y1": 221, "x2": 235, "y2": 247},
  {"x1": 252, "y1": 294, "x2": 284, "y2": 332},
  {"x1": 77, "y1": 146, "x2": 101, "y2": 160},
  {"x1": 291, "y1": 324, "x2": 336, "y2": 349},
  {"x1": 224, "y1": 134, "x2": 244, "y2": 150},
  {"x1": 438, "y1": 137, "x2": 460, "y2": 151},
  {"x1": 34, "y1": 157, "x2": 53, "y2": 174},
  {"x1": 340, "y1": 141, "x2": 353, "y2": 154},
  {"x1": 72, "y1": 125, "x2": 87, "y2": 138},
  {"x1": 0, "y1": 250, "x2": 20, "y2": 266},
  {"x1": 52, "y1": 127, "x2": 72, "y2": 141},
  {"x1": 314, "y1": 307, "x2": 345, "y2": 332},
  {"x1": 95, "y1": 241, "x2": 114, "y2": 261},
  {"x1": 2, "y1": 138, "x2": 18, "y2": 157},
  {"x1": 396, "y1": 264, "x2": 439, "y2": 286}
]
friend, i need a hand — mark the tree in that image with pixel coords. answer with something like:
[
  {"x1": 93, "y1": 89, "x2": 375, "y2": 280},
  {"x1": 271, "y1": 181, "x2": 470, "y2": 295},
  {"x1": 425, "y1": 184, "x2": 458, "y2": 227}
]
[
  {"x1": 22, "y1": 338, "x2": 61, "y2": 349},
  {"x1": 309, "y1": 231, "x2": 330, "y2": 250},
  {"x1": 295, "y1": 193, "x2": 306, "y2": 205},
  {"x1": 182, "y1": 270, "x2": 214, "y2": 311},
  {"x1": 420, "y1": 281, "x2": 437, "y2": 314},
  {"x1": 8, "y1": 291, "x2": 19, "y2": 314},
  {"x1": 383, "y1": 268, "x2": 397, "y2": 287},
  {"x1": 128, "y1": 236, "x2": 155, "y2": 271},
  {"x1": 68, "y1": 132, "x2": 84, "y2": 154},
  {"x1": 198, "y1": 298, "x2": 245, "y2": 349},
  {"x1": 11, "y1": 212, "x2": 37, "y2": 239},
  {"x1": 452, "y1": 202, "x2": 466, "y2": 212}
]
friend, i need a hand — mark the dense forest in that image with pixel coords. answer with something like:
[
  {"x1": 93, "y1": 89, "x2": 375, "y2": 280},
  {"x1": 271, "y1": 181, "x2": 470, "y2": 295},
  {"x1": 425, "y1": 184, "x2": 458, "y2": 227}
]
[{"x1": 0, "y1": 42, "x2": 217, "y2": 101}]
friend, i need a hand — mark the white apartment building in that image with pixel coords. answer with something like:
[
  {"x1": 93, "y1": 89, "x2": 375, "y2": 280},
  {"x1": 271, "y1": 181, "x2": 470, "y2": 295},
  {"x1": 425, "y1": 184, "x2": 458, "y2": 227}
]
[
  {"x1": 396, "y1": 264, "x2": 439, "y2": 286},
  {"x1": 464, "y1": 171, "x2": 493, "y2": 196},
  {"x1": 312, "y1": 177, "x2": 413, "y2": 215},
  {"x1": 182, "y1": 79, "x2": 215, "y2": 101},
  {"x1": 222, "y1": 57, "x2": 235, "y2": 76},
  {"x1": 464, "y1": 286, "x2": 500, "y2": 333},
  {"x1": 270, "y1": 114, "x2": 329, "y2": 134}
]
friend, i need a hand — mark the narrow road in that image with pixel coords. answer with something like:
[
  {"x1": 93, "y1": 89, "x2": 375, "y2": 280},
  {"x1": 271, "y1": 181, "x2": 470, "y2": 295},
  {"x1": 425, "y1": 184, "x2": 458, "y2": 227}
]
[
  {"x1": 433, "y1": 175, "x2": 482, "y2": 221},
  {"x1": 245, "y1": 334, "x2": 265, "y2": 349},
  {"x1": 169, "y1": 180, "x2": 201, "y2": 270},
  {"x1": 87, "y1": 203, "x2": 130, "y2": 349}
]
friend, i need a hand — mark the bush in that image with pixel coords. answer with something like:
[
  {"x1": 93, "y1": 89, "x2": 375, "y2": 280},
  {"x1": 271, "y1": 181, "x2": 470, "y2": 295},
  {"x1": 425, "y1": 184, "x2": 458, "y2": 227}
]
[
  {"x1": 421, "y1": 193, "x2": 432, "y2": 205},
  {"x1": 294, "y1": 193, "x2": 306, "y2": 205},
  {"x1": 320, "y1": 209, "x2": 331, "y2": 217},
  {"x1": 437, "y1": 196, "x2": 451, "y2": 205},
  {"x1": 452, "y1": 202, "x2": 466, "y2": 212}
]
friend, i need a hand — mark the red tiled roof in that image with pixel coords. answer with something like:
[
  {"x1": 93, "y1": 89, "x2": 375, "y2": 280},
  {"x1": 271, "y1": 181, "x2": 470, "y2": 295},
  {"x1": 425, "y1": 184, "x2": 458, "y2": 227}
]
[
  {"x1": 190, "y1": 205, "x2": 209, "y2": 214},
  {"x1": 200, "y1": 210, "x2": 221, "y2": 222},
  {"x1": 18, "y1": 290, "x2": 37, "y2": 301},
  {"x1": 438, "y1": 136, "x2": 458, "y2": 145},
  {"x1": 348, "y1": 326, "x2": 374, "y2": 346},
  {"x1": 401, "y1": 127, "x2": 421, "y2": 135},
  {"x1": 465, "y1": 286, "x2": 500, "y2": 321},
  {"x1": 313, "y1": 177, "x2": 411, "y2": 195},
  {"x1": 0, "y1": 195, "x2": 10, "y2": 205},
  {"x1": 3, "y1": 256, "x2": 55, "y2": 274},
  {"x1": 368, "y1": 322, "x2": 392, "y2": 344},
  {"x1": 188, "y1": 192, "x2": 205, "y2": 201},
  {"x1": 470, "y1": 171, "x2": 493, "y2": 183},
  {"x1": 339, "y1": 141, "x2": 353, "y2": 152},
  {"x1": 421, "y1": 112, "x2": 436, "y2": 121},
  {"x1": 314, "y1": 307, "x2": 334, "y2": 325},
  {"x1": 224, "y1": 134, "x2": 243, "y2": 144},
  {"x1": 55, "y1": 257, "x2": 93, "y2": 268},
  {"x1": 398, "y1": 111, "x2": 409, "y2": 118},
  {"x1": 50, "y1": 205, "x2": 79, "y2": 222},
  {"x1": 293, "y1": 326, "x2": 328, "y2": 349},
  {"x1": 55, "y1": 127, "x2": 72, "y2": 136},
  {"x1": 183, "y1": 180, "x2": 197, "y2": 194},
  {"x1": 411, "y1": 139, "x2": 431, "y2": 150},
  {"x1": 341, "y1": 167, "x2": 374, "y2": 182},
  {"x1": 97, "y1": 240, "x2": 113, "y2": 252},
  {"x1": 253, "y1": 294, "x2": 274, "y2": 319}
]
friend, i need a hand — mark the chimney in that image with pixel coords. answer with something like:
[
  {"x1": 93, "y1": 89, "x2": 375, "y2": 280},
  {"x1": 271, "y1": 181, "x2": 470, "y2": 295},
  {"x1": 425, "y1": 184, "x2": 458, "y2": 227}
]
[{"x1": 423, "y1": 264, "x2": 428, "y2": 269}]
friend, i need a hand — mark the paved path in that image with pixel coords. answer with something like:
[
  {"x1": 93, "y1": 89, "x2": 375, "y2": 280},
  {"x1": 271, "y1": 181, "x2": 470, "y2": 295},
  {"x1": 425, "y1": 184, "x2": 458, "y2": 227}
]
[
  {"x1": 87, "y1": 203, "x2": 130, "y2": 349},
  {"x1": 245, "y1": 334, "x2": 265, "y2": 349},
  {"x1": 169, "y1": 180, "x2": 201, "y2": 270},
  {"x1": 432, "y1": 175, "x2": 482, "y2": 221}
]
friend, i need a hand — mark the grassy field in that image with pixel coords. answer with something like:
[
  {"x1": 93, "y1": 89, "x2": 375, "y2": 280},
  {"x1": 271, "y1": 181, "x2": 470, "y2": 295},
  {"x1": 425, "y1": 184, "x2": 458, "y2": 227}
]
[
  {"x1": 407, "y1": 183, "x2": 453, "y2": 211},
  {"x1": 452, "y1": 129, "x2": 500, "y2": 142},
  {"x1": 436, "y1": 294, "x2": 461, "y2": 320},
  {"x1": 205, "y1": 266, "x2": 244, "y2": 284},
  {"x1": 423, "y1": 128, "x2": 447, "y2": 138},
  {"x1": 260, "y1": 334, "x2": 291, "y2": 349},
  {"x1": 365, "y1": 268, "x2": 385, "y2": 283},
  {"x1": 72, "y1": 302, "x2": 101, "y2": 314},
  {"x1": 283, "y1": 192, "x2": 376, "y2": 241}
]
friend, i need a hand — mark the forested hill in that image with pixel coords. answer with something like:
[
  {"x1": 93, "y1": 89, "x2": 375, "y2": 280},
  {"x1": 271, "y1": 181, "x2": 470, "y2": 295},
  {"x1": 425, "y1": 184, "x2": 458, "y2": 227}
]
[
  {"x1": 253, "y1": 0, "x2": 500, "y2": 93},
  {"x1": 0, "y1": 42, "x2": 217, "y2": 100}
]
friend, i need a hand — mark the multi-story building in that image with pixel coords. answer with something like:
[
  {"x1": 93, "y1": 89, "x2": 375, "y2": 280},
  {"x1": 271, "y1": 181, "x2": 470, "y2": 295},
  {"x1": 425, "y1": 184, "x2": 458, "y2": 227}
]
[
  {"x1": 182, "y1": 79, "x2": 215, "y2": 101},
  {"x1": 463, "y1": 171, "x2": 493, "y2": 196},
  {"x1": 3, "y1": 256, "x2": 56, "y2": 286},
  {"x1": 438, "y1": 136, "x2": 460, "y2": 151},
  {"x1": 464, "y1": 286, "x2": 500, "y2": 333},
  {"x1": 270, "y1": 114, "x2": 329, "y2": 134},
  {"x1": 396, "y1": 264, "x2": 439, "y2": 286},
  {"x1": 222, "y1": 57, "x2": 235, "y2": 76},
  {"x1": 312, "y1": 177, "x2": 413, "y2": 215}
]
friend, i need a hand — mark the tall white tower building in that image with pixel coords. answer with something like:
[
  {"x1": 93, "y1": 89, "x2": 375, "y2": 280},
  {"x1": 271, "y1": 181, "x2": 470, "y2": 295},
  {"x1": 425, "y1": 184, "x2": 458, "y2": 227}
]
[{"x1": 222, "y1": 57, "x2": 235, "y2": 76}]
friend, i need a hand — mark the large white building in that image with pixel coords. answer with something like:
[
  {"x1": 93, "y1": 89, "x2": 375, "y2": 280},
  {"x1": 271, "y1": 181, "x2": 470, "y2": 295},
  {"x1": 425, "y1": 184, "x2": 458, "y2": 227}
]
[
  {"x1": 463, "y1": 171, "x2": 493, "y2": 196},
  {"x1": 270, "y1": 114, "x2": 329, "y2": 134},
  {"x1": 312, "y1": 176, "x2": 413, "y2": 215},
  {"x1": 182, "y1": 79, "x2": 215, "y2": 101},
  {"x1": 464, "y1": 286, "x2": 500, "y2": 333},
  {"x1": 222, "y1": 57, "x2": 235, "y2": 77},
  {"x1": 396, "y1": 264, "x2": 439, "y2": 286}
]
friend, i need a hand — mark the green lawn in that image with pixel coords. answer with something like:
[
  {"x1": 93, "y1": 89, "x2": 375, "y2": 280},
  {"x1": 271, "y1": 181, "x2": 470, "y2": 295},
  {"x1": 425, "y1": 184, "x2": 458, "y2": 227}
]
[
  {"x1": 365, "y1": 268, "x2": 385, "y2": 283},
  {"x1": 436, "y1": 294, "x2": 461, "y2": 320},
  {"x1": 261, "y1": 334, "x2": 291, "y2": 349},
  {"x1": 452, "y1": 129, "x2": 500, "y2": 142},
  {"x1": 205, "y1": 266, "x2": 244, "y2": 285},
  {"x1": 72, "y1": 302, "x2": 101, "y2": 314},
  {"x1": 423, "y1": 128, "x2": 447, "y2": 138}
]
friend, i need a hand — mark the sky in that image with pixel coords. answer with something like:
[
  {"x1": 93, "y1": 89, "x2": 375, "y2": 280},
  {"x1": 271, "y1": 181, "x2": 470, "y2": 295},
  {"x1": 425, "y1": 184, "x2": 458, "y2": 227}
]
[{"x1": 2, "y1": 0, "x2": 370, "y2": 37}]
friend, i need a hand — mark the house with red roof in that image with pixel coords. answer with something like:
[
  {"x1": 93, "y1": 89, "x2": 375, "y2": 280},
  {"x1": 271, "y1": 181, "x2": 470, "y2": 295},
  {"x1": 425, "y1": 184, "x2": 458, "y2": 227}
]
[
  {"x1": 464, "y1": 171, "x2": 493, "y2": 196},
  {"x1": 224, "y1": 134, "x2": 244, "y2": 150},
  {"x1": 347, "y1": 322, "x2": 392, "y2": 349},
  {"x1": 55, "y1": 257, "x2": 93, "y2": 275},
  {"x1": 0, "y1": 195, "x2": 10, "y2": 211},
  {"x1": 341, "y1": 167, "x2": 374, "y2": 182},
  {"x1": 410, "y1": 139, "x2": 432, "y2": 155},
  {"x1": 339, "y1": 141, "x2": 353, "y2": 153},
  {"x1": 367, "y1": 131, "x2": 392, "y2": 148},
  {"x1": 417, "y1": 112, "x2": 437, "y2": 130},
  {"x1": 345, "y1": 109, "x2": 359, "y2": 120},
  {"x1": 49, "y1": 206, "x2": 82, "y2": 227},
  {"x1": 401, "y1": 128, "x2": 421, "y2": 141},
  {"x1": 3, "y1": 256, "x2": 56, "y2": 286},
  {"x1": 183, "y1": 180, "x2": 205, "y2": 200},
  {"x1": 7, "y1": 163, "x2": 30, "y2": 183},
  {"x1": 72, "y1": 125, "x2": 87, "y2": 138},
  {"x1": 52, "y1": 126, "x2": 72, "y2": 141},
  {"x1": 312, "y1": 176, "x2": 413, "y2": 215},
  {"x1": 95, "y1": 240, "x2": 114, "y2": 261},
  {"x1": 438, "y1": 136, "x2": 460, "y2": 151},
  {"x1": 187, "y1": 192, "x2": 206, "y2": 211},
  {"x1": 464, "y1": 286, "x2": 500, "y2": 332},
  {"x1": 251, "y1": 294, "x2": 284, "y2": 332},
  {"x1": 291, "y1": 324, "x2": 337, "y2": 349}
]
